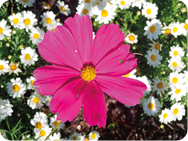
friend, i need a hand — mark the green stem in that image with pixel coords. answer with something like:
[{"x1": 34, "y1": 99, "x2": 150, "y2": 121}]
[{"x1": 44, "y1": 121, "x2": 61, "y2": 141}]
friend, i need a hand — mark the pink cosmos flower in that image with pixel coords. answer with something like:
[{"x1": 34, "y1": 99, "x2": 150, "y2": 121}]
[{"x1": 33, "y1": 14, "x2": 147, "y2": 127}]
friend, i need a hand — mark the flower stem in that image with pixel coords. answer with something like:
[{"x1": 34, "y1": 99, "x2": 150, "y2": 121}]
[{"x1": 44, "y1": 121, "x2": 61, "y2": 141}]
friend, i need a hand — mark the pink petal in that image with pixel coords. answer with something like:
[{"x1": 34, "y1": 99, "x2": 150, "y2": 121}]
[
  {"x1": 51, "y1": 78, "x2": 86, "y2": 123},
  {"x1": 95, "y1": 75, "x2": 147, "y2": 105},
  {"x1": 83, "y1": 81, "x2": 106, "y2": 127},
  {"x1": 33, "y1": 65, "x2": 80, "y2": 95},
  {"x1": 64, "y1": 14, "x2": 93, "y2": 64},
  {"x1": 38, "y1": 25, "x2": 83, "y2": 70},
  {"x1": 90, "y1": 23, "x2": 125, "y2": 66}
]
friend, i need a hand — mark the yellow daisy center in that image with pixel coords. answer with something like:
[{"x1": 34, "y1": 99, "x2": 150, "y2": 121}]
[
  {"x1": 173, "y1": 27, "x2": 178, "y2": 32},
  {"x1": 150, "y1": 26, "x2": 156, "y2": 33},
  {"x1": 165, "y1": 29, "x2": 171, "y2": 34},
  {"x1": 183, "y1": 23, "x2": 187, "y2": 29},
  {"x1": 22, "y1": 0, "x2": 28, "y2": 3},
  {"x1": 72, "y1": 136, "x2": 77, "y2": 140},
  {"x1": 33, "y1": 97, "x2": 39, "y2": 103},
  {"x1": 13, "y1": 84, "x2": 20, "y2": 92},
  {"x1": 25, "y1": 54, "x2": 31, "y2": 60},
  {"x1": 24, "y1": 18, "x2": 31, "y2": 26},
  {"x1": 173, "y1": 51, "x2": 178, "y2": 56},
  {"x1": 33, "y1": 33, "x2": 39, "y2": 39},
  {"x1": 46, "y1": 18, "x2": 52, "y2": 24},
  {"x1": 35, "y1": 122, "x2": 42, "y2": 129},
  {"x1": 172, "y1": 62, "x2": 177, "y2": 67},
  {"x1": 128, "y1": 35, "x2": 135, "y2": 41},
  {"x1": 40, "y1": 94, "x2": 44, "y2": 98},
  {"x1": 10, "y1": 64, "x2": 17, "y2": 70},
  {"x1": 81, "y1": 66, "x2": 96, "y2": 82},
  {"x1": 31, "y1": 80, "x2": 35, "y2": 85},
  {"x1": 163, "y1": 113, "x2": 168, "y2": 118},
  {"x1": 53, "y1": 121, "x2": 59, "y2": 126},
  {"x1": 52, "y1": 28, "x2": 55, "y2": 31},
  {"x1": 136, "y1": 67, "x2": 140, "y2": 73},
  {"x1": 91, "y1": 133, "x2": 96, "y2": 139},
  {"x1": 150, "y1": 54, "x2": 156, "y2": 61},
  {"x1": 175, "y1": 89, "x2": 181, "y2": 94},
  {"x1": 101, "y1": 10, "x2": 108, "y2": 17},
  {"x1": 39, "y1": 130, "x2": 46, "y2": 137},
  {"x1": 0, "y1": 65, "x2": 4, "y2": 70},
  {"x1": 85, "y1": 137, "x2": 89, "y2": 141},
  {"x1": 157, "y1": 82, "x2": 163, "y2": 89},
  {"x1": 155, "y1": 44, "x2": 160, "y2": 50},
  {"x1": 146, "y1": 9, "x2": 151, "y2": 14},
  {"x1": 173, "y1": 108, "x2": 178, "y2": 115},
  {"x1": 120, "y1": 0, "x2": 126, "y2": 5},
  {"x1": 148, "y1": 102, "x2": 154, "y2": 110},
  {"x1": 13, "y1": 18, "x2": 19, "y2": 24},
  {"x1": 61, "y1": 6, "x2": 65, "y2": 11},
  {"x1": 0, "y1": 27, "x2": 3, "y2": 34},
  {"x1": 82, "y1": 9, "x2": 88, "y2": 15},
  {"x1": 45, "y1": 3, "x2": 50, "y2": 7},
  {"x1": 172, "y1": 77, "x2": 178, "y2": 83},
  {"x1": 85, "y1": 0, "x2": 91, "y2": 3}
]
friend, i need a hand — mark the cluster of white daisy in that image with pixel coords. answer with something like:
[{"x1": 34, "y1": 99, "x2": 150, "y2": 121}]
[{"x1": 0, "y1": 99, "x2": 13, "y2": 122}]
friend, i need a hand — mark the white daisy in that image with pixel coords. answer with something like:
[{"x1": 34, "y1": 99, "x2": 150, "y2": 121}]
[
  {"x1": 34, "y1": 126, "x2": 52, "y2": 141},
  {"x1": 29, "y1": 27, "x2": 44, "y2": 45},
  {"x1": 27, "y1": 91, "x2": 44, "y2": 109},
  {"x1": 56, "y1": 0, "x2": 71, "y2": 16},
  {"x1": 48, "y1": 21, "x2": 62, "y2": 31},
  {"x1": 123, "y1": 69, "x2": 137, "y2": 79},
  {"x1": 94, "y1": 2, "x2": 117, "y2": 24},
  {"x1": 142, "y1": 96, "x2": 160, "y2": 116},
  {"x1": 16, "y1": 0, "x2": 35, "y2": 7},
  {"x1": 183, "y1": 71, "x2": 188, "y2": 91},
  {"x1": 69, "y1": 132, "x2": 82, "y2": 140},
  {"x1": 77, "y1": 3, "x2": 93, "y2": 17},
  {"x1": 152, "y1": 77, "x2": 168, "y2": 95},
  {"x1": 0, "y1": 19, "x2": 11, "y2": 40},
  {"x1": 42, "y1": 2, "x2": 51, "y2": 10},
  {"x1": 142, "y1": 2, "x2": 158, "y2": 19},
  {"x1": 159, "y1": 108, "x2": 172, "y2": 124},
  {"x1": 9, "y1": 62, "x2": 22, "y2": 75},
  {"x1": 144, "y1": 19, "x2": 162, "y2": 40},
  {"x1": 181, "y1": 19, "x2": 188, "y2": 36},
  {"x1": 0, "y1": 59, "x2": 9, "y2": 75},
  {"x1": 26, "y1": 76, "x2": 36, "y2": 90},
  {"x1": 125, "y1": 33, "x2": 138, "y2": 44},
  {"x1": 0, "y1": 99, "x2": 13, "y2": 122},
  {"x1": 148, "y1": 41, "x2": 162, "y2": 51},
  {"x1": 132, "y1": 0, "x2": 146, "y2": 9},
  {"x1": 50, "y1": 115, "x2": 67, "y2": 131},
  {"x1": 145, "y1": 49, "x2": 162, "y2": 67},
  {"x1": 44, "y1": 96, "x2": 52, "y2": 107},
  {"x1": 161, "y1": 26, "x2": 171, "y2": 35},
  {"x1": 169, "y1": 72, "x2": 185, "y2": 88},
  {"x1": 169, "y1": 45, "x2": 185, "y2": 59},
  {"x1": 170, "y1": 103, "x2": 185, "y2": 121},
  {"x1": 89, "y1": 131, "x2": 100, "y2": 141},
  {"x1": 169, "y1": 85, "x2": 187, "y2": 101},
  {"x1": 31, "y1": 112, "x2": 48, "y2": 129},
  {"x1": 41, "y1": 11, "x2": 56, "y2": 30},
  {"x1": 116, "y1": 0, "x2": 133, "y2": 10},
  {"x1": 21, "y1": 11, "x2": 37, "y2": 32},
  {"x1": 6, "y1": 78, "x2": 26, "y2": 98},
  {"x1": 168, "y1": 57, "x2": 184, "y2": 72},
  {"x1": 47, "y1": 132, "x2": 62, "y2": 141},
  {"x1": 136, "y1": 75, "x2": 152, "y2": 95},
  {"x1": 8, "y1": 13, "x2": 23, "y2": 29},
  {"x1": 169, "y1": 22, "x2": 182, "y2": 37},
  {"x1": 20, "y1": 47, "x2": 38, "y2": 66}
]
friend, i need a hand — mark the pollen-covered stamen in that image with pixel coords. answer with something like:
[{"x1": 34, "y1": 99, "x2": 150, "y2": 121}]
[{"x1": 81, "y1": 66, "x2": 96, "y2": 82}]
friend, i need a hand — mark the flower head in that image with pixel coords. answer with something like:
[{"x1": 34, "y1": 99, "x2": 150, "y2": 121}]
[{"x1": 0, "y1": 19, "x2": 11, "y2": 40}]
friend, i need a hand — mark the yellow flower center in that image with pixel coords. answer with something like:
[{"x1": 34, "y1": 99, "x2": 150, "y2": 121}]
[
  {"x1": 173, "y1": 27, "x2": 178, "y2": 32},
  {"x1": 148, "y1": 102, "x2": 154, "y2": 110},
  {"x1": 46, "y1": 18, "x2": 52, "y2": 24},
  {"x1": 39, "y1": 130, "x2": 46, "y2": 137},
  {"x1": 155, "y1": 44, "x2": 160, "y2": 49},
  {"x1": 150, "y1": 26, "x2": 156, "y2": 33},
  {"x1": 82, "y1": 9, "x2": 88, "y2": 15},
  {"x1": 183, "y1": 23, "x2": 187, "y2": 29},
  {"x1": 53, "y1": 121, "x2": 59, "y2": 126},
  {"x1": 150, "y1": 54, "x2": 156, "y2": 61},
  {"x1": 81, "y1": 66, "x2": 96, "y2": 82},
  {"x1": 163, "y1": 113, "x2": 168, "y2": 118},
  {"x1": 13, "y1": 84, "x2": 20, "y2": 92},
  {"x1": 101, "y1": 10, "x2": 108, "y2": 17},
  {"x1": 172, "y1": 62, "x2": 177, "y2": 67},
  {"x1": 10, "y1": 64, "x2": 17, "y2": 70},
  {"x1": 157, "y1": 82, "x2": 163, "y2": 89},
  {"x1": 45, "y1": 3, "x2": 50, "y2": 7},
  {"x1": 35, "y1": 122, "x2": 42, "y2": 129},
  {"x1": 24, "y1": 18, "x2": 31, "y2": 26},
  {"x1": 0, "y1": 65, "x2": 4, "y2": 70},
  {"x1": 123, "y1": 73, "x2": 130, "y2": 77},
  {"x1": 85, "y1": 0, "x2": 91, "y2": 3},
  {"x1": 120, "y1": 0, "x2": 125, "y2": 5},
  {"x1": 136, "y1": 67, "x2": 140, "y2": 73},
  {"x1": 165, "y1": 29, "x2": 171, "y2": 34},
  {"x1": 22, "y1": 0, "x2": 28, "y2": 2},
  {"x1": 25, "y1": 54, "x2": 31, "y2": 60},
  {"x1": 72, "y1": 136, "x2": 77, "y2": 140},
  {"x1": 173, "y1": 108, "x2": 178, "y2": 115},
  {"x1": 0, "y1": 27, "x2": 3, "y2": 34},
  {"x1": 13, "y1": 18, "x2": 19, "y2": 24},
  {"x1": 32, "y1": 97, "x2": 39, "y2": 103},
  {"x1": 85, "y1": 137, "x2": 89, "y2": 141},
  {"x1": 128, "y1": 35, "x2": 135, "y2": 41},
  {"x1": 146, "y1": 9, "x2": 151, "y2": 14},
  {"x1": 175, "y1": 89, "x2": 181, "y2": 94},
  {"x1": 40, "y1": 94, "x2": 44, "y2": 98},
  {"x1": 52, "y1": 28, "x2": 55, "y2": 31},
  {"x1": 172, "y1": 77, "x2": 178, "y2": 83},
  {"x1": 61, "y1": 6, "x2": 65, "y2": 11},
  {"x1": 173, "y1": 51, "x2": 178, "y2": 56},
  {"x1": 91, "y1": 133, "x2": 96, "y2": 139},
  {"x1": 33, "y1": 33, "x2": 39, "y2": 39}
]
